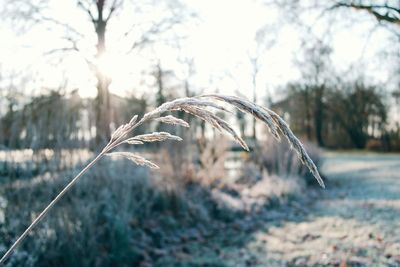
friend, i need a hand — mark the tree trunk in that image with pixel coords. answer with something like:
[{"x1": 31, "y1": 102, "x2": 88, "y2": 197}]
[
  {"x1": 304, "y1": 89, "x2": 312, "y2": 140},
  {"x1": 314, "y1": 86, "x2": 325, "y2": 147},
  {"x1": 252, "y1": 74, "x2": 257, "y2": 140},
  {"x1": 155, "y1": 63, "x2": 166, "y2": 107},
  {"x1": 94, "y1": 0, "x2": 111, "y2": 146},
  {"x1": 348, "y1": 128, "x2": 367, "y2": 149},
  {"x1": 95, "y1": 70, "x2": 111, "y2": 145}
]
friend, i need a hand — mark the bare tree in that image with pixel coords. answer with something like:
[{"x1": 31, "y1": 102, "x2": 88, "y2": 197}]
[
  {"x1": 2, "y1": 0, "x2": 192, "y2": 146},
  {"x1": 178, "y1": 56, "x2": 195, "y2": 98},
  {"x1": 327, "y1": 78, "x2": 387, "y2": 148},
  {"x1": 80, "y1": 0, "x2": 120, "y2": 145},
  {"x1": 293, "y1": 40, "x2": 333, "y2": 146},
  {"x1": 154, "y1": 60, "x2": 167, "y2": 107},
  {"x1": 247, "y1": 27, "x2": 276, "y2": 140}
]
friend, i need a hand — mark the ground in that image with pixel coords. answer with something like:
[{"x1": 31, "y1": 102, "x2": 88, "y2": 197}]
[{"x1": 155, "y1": 152, "x2": 400, "y2": 267}]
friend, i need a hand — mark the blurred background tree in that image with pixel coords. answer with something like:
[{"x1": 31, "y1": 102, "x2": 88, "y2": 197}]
[{"x1": 1, "y1": 0, "x2": 193, "y2": 146}]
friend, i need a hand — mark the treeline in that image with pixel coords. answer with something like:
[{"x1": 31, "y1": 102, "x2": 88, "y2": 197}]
[
  {"x1": 1, "y1": 82, "x2": 399, "y2": 152},
  {"x1": 0, "y1": 88, "x2": 206, "y2": 151},
  {"x1": 274, "y1": 78, "x2": 400, "y2": 151},
  {"x1": 269, "y1": 41, "x2": 400, "y2": 152},
  {"x1": 0, "y1": 90, "x2": 148, "y2": 150}
]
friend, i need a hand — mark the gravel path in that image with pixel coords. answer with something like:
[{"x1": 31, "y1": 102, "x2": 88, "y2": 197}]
[{"x1": 235, "y1": 153, "x2": 400, "y2": 266}]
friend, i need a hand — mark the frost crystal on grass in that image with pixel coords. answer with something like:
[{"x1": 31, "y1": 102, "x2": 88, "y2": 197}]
[
  {"x1": 130, "y1": 132, "x2": 183, "y2": 143},
  {"x1": 107, "y1": 152, "x2": 159, "y2": 169},
  {"x1": 154, "y1": 115, "x2": 190, "y2": 127}
]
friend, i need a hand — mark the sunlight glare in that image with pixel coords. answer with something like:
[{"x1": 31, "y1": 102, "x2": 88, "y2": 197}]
[{"x1": 97, "y1": 52, "x2": 118, "y2": 79}]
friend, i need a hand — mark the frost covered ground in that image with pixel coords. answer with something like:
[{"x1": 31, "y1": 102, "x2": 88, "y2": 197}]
[
  {"x1": 157, "y1": 152, "x2": 400, "y2": 267},
  {"x1": 1, "y1": 152, "x2": 399, "y2": 266},
  {"x1": 246, "y1": 153, "x2": 400, "y2": 266}
]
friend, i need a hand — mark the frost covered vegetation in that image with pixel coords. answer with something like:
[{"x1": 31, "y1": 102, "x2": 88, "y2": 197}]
[
  {"x1": 2, "y1": 149, "x2": 399, "y2": 266},
  {"x1": 0, "y1": 95, "x2": 324, "y2": 266},
  {"x1": 0, "y1": 158, "x2": 308, "y2": 267}
]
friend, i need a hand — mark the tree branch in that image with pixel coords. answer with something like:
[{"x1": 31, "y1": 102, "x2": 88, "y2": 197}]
[
  {"x1": 126, "y1": 16, "x2": 181, "y2": 53},
  {"x1": 334, "y1": 1, "x2": 400, "y2": 26},
  {"x1": 105, "y1": 0, "x2": 122, "y2": 22},
  {"x1": 77, "y1": 0, "x2": 97, "y2": 24}
]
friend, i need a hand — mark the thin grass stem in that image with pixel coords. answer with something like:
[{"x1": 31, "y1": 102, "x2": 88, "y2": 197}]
[{"x1": 0, "y1": 152, "x2": 106, "y2": 265}]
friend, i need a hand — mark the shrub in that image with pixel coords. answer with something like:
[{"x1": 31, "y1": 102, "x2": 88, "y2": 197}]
[{"x1": 254, "y1": 138, "x2": 323, "y2": 186}]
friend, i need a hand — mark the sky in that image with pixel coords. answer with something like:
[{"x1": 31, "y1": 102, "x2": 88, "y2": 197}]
[{"x1": 0, "y1": 0, "x2": 396, "y2": 103}]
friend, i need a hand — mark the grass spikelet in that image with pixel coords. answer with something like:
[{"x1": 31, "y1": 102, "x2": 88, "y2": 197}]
[
  {"x1": 107, "y1": 152, "x2": 159, "y2": 169},
  {"x1": 154, "y1": 115, "x2": 190, "y2": 127},
  {"x1": 142, "y1": 97, "x2": 231, "y2": 121},
  {"x1": 199, "y1": 94, "x2": 281, "y2": 140},
  {"x1": 124, "y1": 140, "x2": 144, "y2": 145},
  {"x1": 179, "y1": 105, "x2": 249, "y2": 150},
  {"x1": 129, "y1": 115, "x2": 138, "y2": 125},
  {"x1": 131, "y1": 132, "x2": 183, "y2": 142}
]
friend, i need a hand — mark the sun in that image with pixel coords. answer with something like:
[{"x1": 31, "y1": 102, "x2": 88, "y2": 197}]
[
  {"x1": 97, "y1": 52, "x2": 120, "y2": 79},
  {"x1": 93, "y1": 51, "x2": 140, "y2": 97}
]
